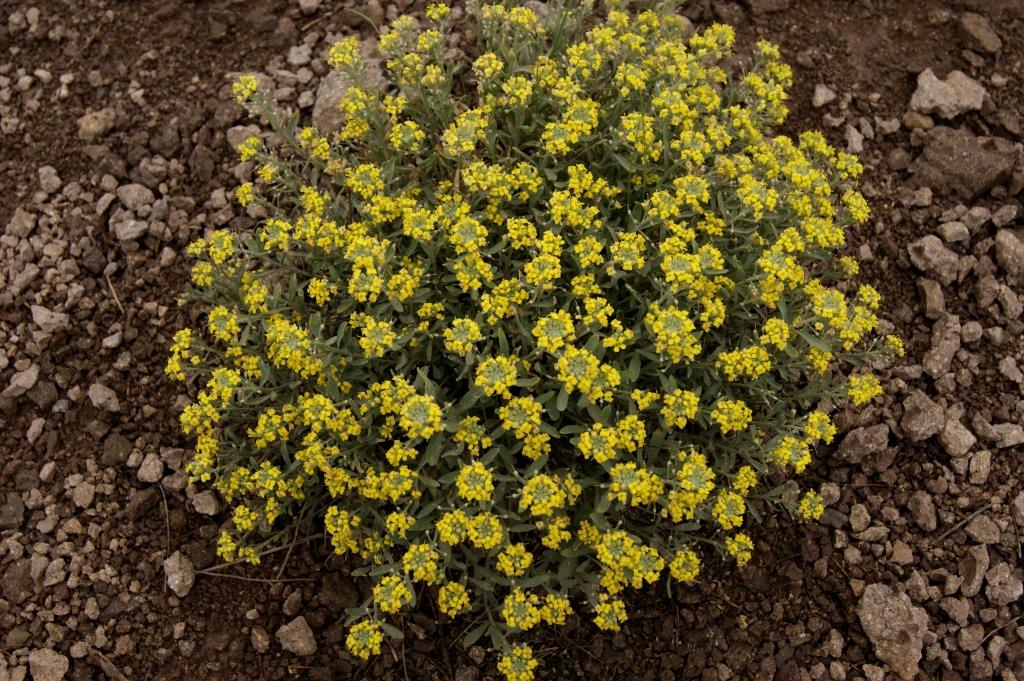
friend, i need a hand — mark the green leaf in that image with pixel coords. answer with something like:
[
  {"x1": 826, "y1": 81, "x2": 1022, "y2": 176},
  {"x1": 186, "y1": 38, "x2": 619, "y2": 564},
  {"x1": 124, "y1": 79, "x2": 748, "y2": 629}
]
[
  {"x1": 796, "y1": 329, "x2": 831, "y2": 352},
  {"x1": 379, "y1": 622, "x2": 405, "y2": 640},
  {"x1": 464, "y1": 622, "x2": 489, "y2": 648}
]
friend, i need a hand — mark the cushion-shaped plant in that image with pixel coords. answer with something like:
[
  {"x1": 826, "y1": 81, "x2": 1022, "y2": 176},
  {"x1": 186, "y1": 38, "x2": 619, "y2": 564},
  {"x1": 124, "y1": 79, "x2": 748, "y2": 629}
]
[{"x1": 168, "y1": 0, "x2": 899, "y2": 676}]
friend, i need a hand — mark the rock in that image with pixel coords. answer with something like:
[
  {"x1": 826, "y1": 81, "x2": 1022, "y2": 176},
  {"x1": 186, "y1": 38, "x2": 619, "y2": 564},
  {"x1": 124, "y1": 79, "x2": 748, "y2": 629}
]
[
  {"x1": 849, "y1": 504, "x2": 871, "y2": 532},
  {"x1": 856, "y1": 584, "x2": 929, "y2": 680},
  {"x1": 835, "y1": 424, "x2": 890, "y2": 464},
  {"x1": 276, "y1": 616, "x2": 316, "y2": 656},
  {"x1": 251, "y1": 625, "x2": 271, "y2": 653},
  {"x1": 163, "y1": 551, "x2": 195, "y2": 598},
  {"x1": 917, "y1": 278, "x2": 945, "y2": 319},
  {"x1": 191, "y1": 490, "x2": 221, "y2": 515},
  {"x1": 78, "y1": 107, "x2": 116, "y2": 141},
  {"x1": 890, "y1": 540, "x2": 913, "y2": 565},
  {"x1": 28, "y1": 649, "x2": 69, "y2": 681},
  {"x1": 937, "y1": 221, "x2": 969, "y2": 243},
  {"x1": 2, "y1": 364, "x2": 40, "y2": 399},
  {"x1": 137, "y1": 451, "x2": 164, "y2": 483},
  {"x1": 312, "y1": 39, "x2": 385, "y2": 132},
  {"x1": 288, "y1": 44, "x2": 312, "y2": 66},
  {"x1": 1011, "y1": 492, "x2": 1024, "y2": 527},
  {"x1": 907, "y1": 235, "x2": 959, "y2": 286},
  {"x1": 298, "y1": 0, "x2": 321, "y2": 15},
  {"x1": 102, "y1": 433, "x2": 132, "y2": 466},
  {"x1": 31, "y1": 305, "x2": 70, "y2": 335},
  {"x1": 965, "y1": 514, "x2": 1000, "y2": 544},
  {"x1": 312, "y1": 71, "x2": 348, "y2": 134},
  {"x1": 993, "y1": 230, "x2": 1024, "y2": 277},
  {"x1": 87, "y1": 383, "x2": 120, "y2": 412},
  {"x1": 961, "y1": 12, "x2": 1002, "y2": 53},
  {"x1": 70, "y1": 481, "x2": 96, "y2": 509},
  {"x1": 846, "y1": 124, "x2": 864, "y2": 153},
  {"x1": 922, "y1": 314, "x2": 960, "y2": 378},
  {"x1": 6, "y1": 206, "x2": 37, "y2": 238},
  {"x1": 908, "y1": 491, "x2": 937, "y2": 532},
  {"x1": 113, "y1": 218, "x2": 148, "y2": 241},
  {"x1": 993, "y1": 422, "x2": 1024, "y2": 448},
  {"x1": 0, "y1": 491, "x2": 25, "y2": 530},
  {"x1": 38, "y1": 165, "x2": 61, "y2": 194},
  {"x1": 968, "y1": 449, "x2": 991, "y2": 484},
  {"x1": 283, "y1": 590, "x2": 303, "y2": 616},
  {"x1": 958, "y1": 623, "x2": 985, "y2": 652},
  {"x1": 909, "y1": 127, "x2": 1018, "y2": 201},
  {"x1": 812, "y1": 84, "x2": 836, "y2": 108},
  {"x1": 992, "y1": 204, "x2": 1019, "y2": 227},
  {"x1": 3, "y1": 559, "x2": 33, "y2": 604},
  {"x1": 901, "y1": 391, "x2": 943, "y2": 442},
  {"x1": 909, "y1": 69, "x2": 985, "y2": 120},
  {"x1": 226, "y1": 124, "x2": 261, "y2": 151},
  {"x1": 985, "y1": 563, "x2": 1023, "y2": 606},
  {"x1": 940, "y1": 417, "x2": 976, "y2": 457},
  {"x1": 320, "y1": 573, "x2": 360, "y2": 610},
  {"x1": 960, "y1": 545, "x2": 989, "y2": 597},
  {"x1": 117, "y1": 183, "x2": 155, "y2": 211}
]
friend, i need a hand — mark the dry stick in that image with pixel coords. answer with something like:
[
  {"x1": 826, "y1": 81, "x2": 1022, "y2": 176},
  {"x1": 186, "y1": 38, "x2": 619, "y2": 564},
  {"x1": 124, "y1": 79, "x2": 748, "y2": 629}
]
[
  {"x1": 87, "y1": 648, "x2": 130, "y2": 681},
  {"x1": 300, "y1": 7, "x2": 339, "y2": 32},
  {"x1": 104, "y1": 273, "x2": 126, "y2": 315},
  {"x1": 936, "y1": 503, "x2": 993, "y2": 543},
  {"x1": 200, "y1": 572, "x2": 314, "y2": 584},
  {"x1": 274, "y1": 523, "x2": 303, "y2": 581},
  {"x1": 981, "y1": 615, "x2": 1023, "y2": 646},
  {"x1": 194, "y1": 532, "x2": 325, "y2": 575}
]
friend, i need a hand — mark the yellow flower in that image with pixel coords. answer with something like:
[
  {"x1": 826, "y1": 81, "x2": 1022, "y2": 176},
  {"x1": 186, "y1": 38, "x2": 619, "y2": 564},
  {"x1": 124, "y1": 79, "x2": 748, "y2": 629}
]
[
  {"x1": 497, "y1": 543, "x2": 533, "y2": 577},
  {"x1": 497, "y1": 645, "x2": 538, "y2": 681},
  {"x1": 797, "y1": 490, "x2": 825, "y2": 520},
  {"x1": 346, "y1": 620, "x2": 383, "y2": 660},
  {"x1": 456, "y1": 461, "x2": 494, "y2": 503},
  {"x1": 725, "y1": 533, "x2": 754, "y2": 566},
  {"x1": 438, "y1": 582, "x2": 470, "y2": 616},
  {"x1": 373, "y1": 574, "x2": 412, "y2": 614}
]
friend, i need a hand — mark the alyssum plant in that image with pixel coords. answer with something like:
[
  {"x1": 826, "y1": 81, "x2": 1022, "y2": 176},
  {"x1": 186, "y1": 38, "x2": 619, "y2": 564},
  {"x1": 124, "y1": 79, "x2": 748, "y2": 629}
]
[{"x1": 167, "y1": 0, "x2": 900, "y2": 676}]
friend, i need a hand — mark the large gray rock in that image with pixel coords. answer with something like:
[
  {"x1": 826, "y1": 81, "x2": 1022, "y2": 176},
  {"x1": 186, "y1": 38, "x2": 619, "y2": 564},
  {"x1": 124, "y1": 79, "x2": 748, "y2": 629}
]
[
  {"x1": 909, "y1": 69, "x2": 985, "y2": 120},
  {"x1": 87, "y1": 383, "x2": 120, "y2": 412},
  {"x1": 994, "y1": 230, "x2": 1024, "y2": 277},
  {"x1": 116, "y1": 183, "x2": 155, "y2": 212},
  {"x1": 908, "y1": 235, "x2": 959, "y2": 286},
  {"x1": 907, "y1": 491, "x2": 937, "y2": 531},
  {"x1": 901, "y1": 391, "x2": 943, "y2": 442},
  {"x1": 311, "y1": 39, "x2": 386, "y2": 134},
  {"x1": 940, "y1": 418, "x2": 976, "y2": 457},
  {"x1": 835, "y1": 424, "x2": 890, "y2": 464},
  {"x1": 163, "y1": 551, "x2": 195, "y2": 598},
  {"x1": 28, "y1": 648, "x2": 69, "y2": 681},
  {"x1": 77, "y1": 107, "x2": 116, "y2": 141},
  {"x1": 857, "y1": 584, "x2": 930, "y2": 680},
  {"x1": 277, "y1": 616, "x2": 317, "y2": 656},
  {"x1": 986, "y1": 563, "x2": 1023, "y2": 606},
  {"x1": 923, "y1": 314, "x2": 960, "y2": 378},
  {"x1": 2, "y1": 364, "x2": 39, "y2": 399},
  {"x1": 909, "y1": 126, "x2": 1018, "y2": 200},
  {"x1": 961, "y1": 12, "x2": 1002, "y2": 53}
]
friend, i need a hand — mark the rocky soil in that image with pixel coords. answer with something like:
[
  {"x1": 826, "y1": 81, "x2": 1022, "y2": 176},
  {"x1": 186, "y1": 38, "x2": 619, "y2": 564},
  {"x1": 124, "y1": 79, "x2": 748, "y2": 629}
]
[{"x1": 1, "y1": 0, "x2": 1022, "y2": 680}]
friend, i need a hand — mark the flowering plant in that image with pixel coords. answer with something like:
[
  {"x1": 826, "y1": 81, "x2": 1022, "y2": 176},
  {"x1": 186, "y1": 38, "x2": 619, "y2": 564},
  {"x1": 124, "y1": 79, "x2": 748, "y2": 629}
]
[{"x1": 168, "y1": 1, "x2": 899, "y2": 676}]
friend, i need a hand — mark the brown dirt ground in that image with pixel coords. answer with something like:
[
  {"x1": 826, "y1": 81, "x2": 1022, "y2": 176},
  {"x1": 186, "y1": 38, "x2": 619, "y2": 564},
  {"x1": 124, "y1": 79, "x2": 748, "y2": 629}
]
[{"x1": 1, "y1": 0, "x2": 1022, "y2": 680}]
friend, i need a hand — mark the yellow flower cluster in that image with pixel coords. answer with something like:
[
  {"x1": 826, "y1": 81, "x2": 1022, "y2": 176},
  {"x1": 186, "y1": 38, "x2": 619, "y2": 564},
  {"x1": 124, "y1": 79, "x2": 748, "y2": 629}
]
[{"x1": 182, "y1": 11, "x2": 898, "y2": 681}]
